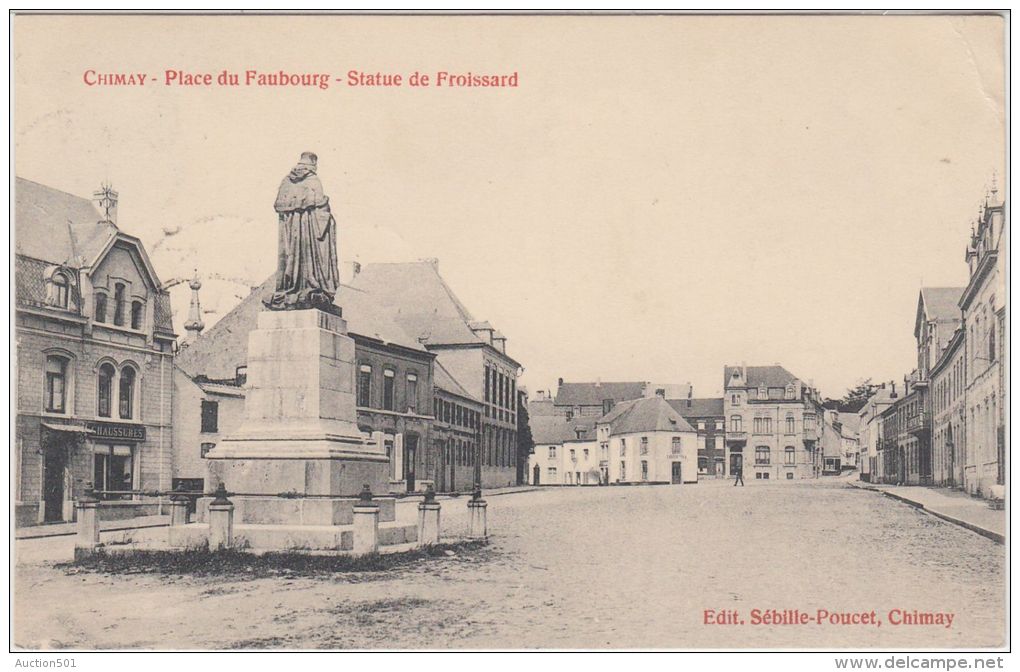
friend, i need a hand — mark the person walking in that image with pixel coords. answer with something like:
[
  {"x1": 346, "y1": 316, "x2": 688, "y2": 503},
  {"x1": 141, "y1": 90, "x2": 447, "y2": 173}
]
[{"x1": 733, "y1": 465, "x2": 744, "y2": 486}]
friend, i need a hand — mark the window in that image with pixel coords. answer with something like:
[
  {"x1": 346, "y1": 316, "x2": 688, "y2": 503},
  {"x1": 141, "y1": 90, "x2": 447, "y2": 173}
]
[
  {"x1": 94, "y1": 293, "x2": 108, "y2": 322},
  {"x1": 730, "y1": 415, "x2": 742, "y2": 432},
  {"x1": 382, "y1": 369, "x2": 395, "y2": 410},
  {"x1": 786, "y1": 472, "x2": 794, "y2": 479},
  {"x1": 749, "y1": 388, "x2": 758, "y2": 399},
  {"x1": 698, "y1": 456, "x2": 709, "y2": 473},
  {"x1": 804, "y1": 414, "x2": 816, "y2": 430},
  {"x1": 672, "y1": 436, "x2": 682, "y2": 454},
  {"x1": 640, "y1": 437, "x2": 649, "y2": 455},
  {"x1": 570, "y1": 448, "x2": 576, "y2": 462},
  {"x1": 131, "y1": 301, "x2": 144, "y2": 330},
  {"x1": 716, "y1": 420, "x2": 724, "y2": 430},
  {"x1": 549, "y1": 446, "x2": 556, "y2": 459},
  {"x1": 113, "y1": 283, "x2": 126, "y2": 326},
  {"x1": 94, "y1": 444, "x2": 133, "y2": 499},
  {"x1": 620, "y1": 462, "x2": 627, "y2": 481},
  {"x1": 406, "y1": 373, "x2": 418, "y2": 413},
  {"x1": 731, "y1": 394, "x2": 741, "y2": 406},
  {"x1": 357, "y1": 364, "x2": 372, "y2": 407},
  {"x1": 118, "y1": 366, "x2": 136, "y2": 419},
  {"x1": 768, "y1": 387, "x2": 783, "y2": 399},
  {"x1": 52, "y1": 273, "x2": 69, "y2": 309},
  {"x1": 640, "y1": 461, "x2": 648, "y2": 480},
  {"x1": 706, "y1": 436, "x2": 715, "y2": 451},
  {"x1": 548, "y1": 467, "x2": 557, "y2": 481},
  {"x1": 44, "y1": 355, "x2": 69, "y2": 413},
  {"x1": 785, "y1": 446, "x2": 796, "y2": 465},
  {"x1": 786, "y1": 416, "x2": 795, "y2": 434},
  {"x1": 619, "y1": 438, "x2": 627, "y2": 457},
  {"x1": 97, "y1": 363, "x2": 115, "y2": 418},
  {"x1": 989, "y1": 329, "x2": 996, "y2": 361},
  {"x1": 600, "y1": 442, "x2": 609, "y2": 460},
  {"x1": 483, "y1": 365, "x2": 491, "y2": 403},
  {"x1": 755, "y1": 446, "x2": 770, "y2": 464},
  {"x1": 697, "y1": 421, "x2": 705, "y2": 430},
  {"x1": 201, "y1": 400, "x2": 219, "y2": 433},
  {"x1": 583, "y1": 448, "x2": 589, "y2": 460},
  {"x1": 785, "y1": 386, "x2": 795, "y2": 400}
]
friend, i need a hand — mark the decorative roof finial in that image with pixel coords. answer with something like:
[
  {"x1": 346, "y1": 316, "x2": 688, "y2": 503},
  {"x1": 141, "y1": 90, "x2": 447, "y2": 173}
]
[{"x1": 184, "y1": 269, "x2": 205, "y2": 336}]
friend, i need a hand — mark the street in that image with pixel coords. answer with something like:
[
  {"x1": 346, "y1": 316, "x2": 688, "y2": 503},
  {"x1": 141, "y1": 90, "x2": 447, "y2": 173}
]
[{"x1": 14, "y1": 479, "x2": 1005, "y2": 649}]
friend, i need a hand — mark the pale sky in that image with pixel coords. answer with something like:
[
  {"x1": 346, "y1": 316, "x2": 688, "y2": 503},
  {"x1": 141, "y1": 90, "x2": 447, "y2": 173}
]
[{"x1": 13, "y1": 14, "x2": 1006, "y2": 400}]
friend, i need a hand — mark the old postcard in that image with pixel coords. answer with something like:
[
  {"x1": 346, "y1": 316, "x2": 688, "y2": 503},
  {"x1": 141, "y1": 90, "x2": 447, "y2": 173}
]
[{"x1": 9, "y1": 11, "x2": 1008, "y2": 659}]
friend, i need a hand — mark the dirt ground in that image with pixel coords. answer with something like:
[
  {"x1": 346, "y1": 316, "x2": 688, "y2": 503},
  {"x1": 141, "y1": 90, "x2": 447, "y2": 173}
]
[{"x1": 13, "y1": 480, "x2": 1006, "y2": 649}]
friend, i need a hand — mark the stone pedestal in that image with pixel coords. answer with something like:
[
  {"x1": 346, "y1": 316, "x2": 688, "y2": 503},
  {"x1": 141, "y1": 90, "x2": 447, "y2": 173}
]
[
  {"x1": 209, "y1": 499, "x2": 235, "y2": 550},
  {"x1": 352, "y1": 503, "x2": 380, "y2": 555},
  {"x1": 204, "y1": 309, "x2": 389, "y2": 522},
  {"x1": 74, "y1": 498, "x2": 101, "y2": 559},
  {"x1": 467, "y1": 498, "x2": 488, "y2": 539},
  {"x1": 417, "y1": 502, "x2": 441, "y2": 546},
  {"x1": 169, "y1": 498, "x2": 189, "y2": 526}
]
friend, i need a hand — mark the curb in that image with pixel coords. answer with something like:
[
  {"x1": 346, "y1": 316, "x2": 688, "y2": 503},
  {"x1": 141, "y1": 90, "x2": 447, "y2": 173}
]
[{"x1": 849, "y1": 481, "x2": 1004, "y2": 545}]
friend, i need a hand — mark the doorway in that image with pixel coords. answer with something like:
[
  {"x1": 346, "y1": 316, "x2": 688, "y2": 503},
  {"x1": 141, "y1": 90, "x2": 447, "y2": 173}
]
[
  {"x1": 533, "y1": 464, "x2": 540, "y2": 485},
  {"x1": 404, "y1": 434, "x2": 418, "y2": 492},
  {"x1": 671, "y1": 462, "x2": 682, "y2": 484},
  {"x1": 43, "y1": 442, "x2": 68, "y2": 522},
  {"x1": 730, "y1": 452, "x2": 743, "y2": 475}
]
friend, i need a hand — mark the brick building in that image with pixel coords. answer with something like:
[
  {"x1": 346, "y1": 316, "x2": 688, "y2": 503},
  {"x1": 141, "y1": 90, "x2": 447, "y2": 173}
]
[
  {"x1": 348, "y1": 261, "x2": 522, "y2": 488},
  {"x1": 15, "y1": 178, "x2": 176, "y2": 526},
  {"x1": 668, "y1": 397, "x2": 726, "y2": 478}
]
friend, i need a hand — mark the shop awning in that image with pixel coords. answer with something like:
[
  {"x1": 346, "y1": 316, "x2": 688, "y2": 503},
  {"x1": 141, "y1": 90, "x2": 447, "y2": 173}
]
[{"x1": 41, "y1": 422, "x2": 94, "y2": 435}]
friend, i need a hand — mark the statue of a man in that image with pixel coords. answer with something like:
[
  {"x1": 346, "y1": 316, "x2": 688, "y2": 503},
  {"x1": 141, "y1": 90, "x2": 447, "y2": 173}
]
[{"x1": 264, "y1": 152, "x2": 341, "y2": 312}]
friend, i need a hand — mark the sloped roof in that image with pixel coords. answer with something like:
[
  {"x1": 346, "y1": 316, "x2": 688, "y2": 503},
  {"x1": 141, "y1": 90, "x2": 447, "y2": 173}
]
[
  {"x1": 667, "y1": 397, "x2": 724, "y2": 418},
  {"x1": 348, "y1": 261, "x2": 487, "y2": 347},
  {"x1": 529, "y1": 416, "x2": 597, "y2": 445},
  {"x1": 15, "y1": 177, "x2": 118, "y2": 265},
  {"x1": 723, "y1": 365, "x2": 799, "y2": 390},
  {"x1": 555, "y1": 381, "x2": 646, "y2": 407},
  {"x1": 915, "y1": 287, "x2": 965, "y2": 346},
  {"x1": 176, "y1": 273, "x2": 427, "y2": 380},
  {"x1": 837, "y1": 412, "x2": 861, "y2": 436},
  {"x1": 598, "y1": 396, "x2": 695, "y2": 435},
  {"x1": 527, "y1": 398, "x2": 559, "y2": 417},
  {"x1": 434, "y1": 359, "x2": 478, "y2": 402}
]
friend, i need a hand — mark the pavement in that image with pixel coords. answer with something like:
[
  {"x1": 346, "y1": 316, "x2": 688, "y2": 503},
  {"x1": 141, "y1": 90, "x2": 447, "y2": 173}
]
[{"x1": 850, "y1": 480, "x2": 1005, "y2": 544}]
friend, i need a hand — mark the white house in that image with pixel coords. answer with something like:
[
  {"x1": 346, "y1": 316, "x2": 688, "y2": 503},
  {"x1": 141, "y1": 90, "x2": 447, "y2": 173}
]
[
  {"x1": 597, "y1": 396, "x2": 698, "y2": 485},
  {"x1": 527, "y1": 416, "x2": 598, "y2": 485}
]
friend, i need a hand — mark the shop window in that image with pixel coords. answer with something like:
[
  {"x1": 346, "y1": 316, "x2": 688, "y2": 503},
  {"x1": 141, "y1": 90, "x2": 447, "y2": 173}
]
[{"x1": 94, "y1": 444, "x2": 133, "y2": 499}]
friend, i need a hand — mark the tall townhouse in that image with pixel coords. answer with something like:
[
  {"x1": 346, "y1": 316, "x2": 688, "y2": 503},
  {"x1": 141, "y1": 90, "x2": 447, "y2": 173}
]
[
  {"x1": 722, "y1": 365, "x2": 823, "y2": 480},
  {"x1": 930, "y1": 329, "x2": 966, "y2": 487},
  {"x1": 857, "y1": 384, "x2": 898, "y2": 483},
  {"x1": 669, "y1": 397, "x2": 726, "y2": 477},
  {"x1": 15, "y1": 179, "x2": 176, "y2": 526}
]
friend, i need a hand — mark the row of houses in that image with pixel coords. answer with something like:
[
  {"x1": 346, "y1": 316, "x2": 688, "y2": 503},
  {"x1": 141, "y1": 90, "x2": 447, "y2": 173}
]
[
  {"x1": 14, "y1": 177, "x2": 525, "y2": 527},
  {"x1": 527, "y1": 364, "x2": 851, "y2": 486},
  {"x1": 858, "y1": 186, "x2": 1005, "y2": 501}
]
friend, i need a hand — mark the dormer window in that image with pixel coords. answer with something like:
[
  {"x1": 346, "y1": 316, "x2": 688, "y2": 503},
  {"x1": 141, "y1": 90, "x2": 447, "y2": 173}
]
[
  {"x1": 113, "y1": 283, "x2": 126, "y2": 326},
  {"x1": 94, "y1": 293, "x2": 108, "y2": 323},
  {"x1": 131, "y1": 300, "x2": 144, "y2": 330},
  {"x1": 51, "y1": 272, "x2": 69, "y2": 309}
]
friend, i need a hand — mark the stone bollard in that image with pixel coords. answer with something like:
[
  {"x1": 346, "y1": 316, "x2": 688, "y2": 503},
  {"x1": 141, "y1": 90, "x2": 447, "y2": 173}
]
[
  {"x1": 467, "y1": 484, "x2": 488, "y2": 539},
  {"x1": 417, "y1": 484, "x2": 441, "y2": 547},
  {"x1": 74, "y1": 482, "x2": 102, "y2": 560},
  {"x1": 352, "y1": 484, "x2": 380, "y2": 555},
  {"x1": 169, "y1": 484, "x2": 190, "y2": 527},
  {"x1": 207, "y1": 483, "x2": 234, "y2": 550}
]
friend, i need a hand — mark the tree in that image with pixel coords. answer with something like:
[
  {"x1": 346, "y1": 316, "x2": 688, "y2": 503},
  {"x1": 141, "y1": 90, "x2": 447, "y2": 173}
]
[
  {"x1": 824, "y1": 378, "x2": 880, "y2": 413},
  {"x1": 516, "y1": 392, "x2": 535, "y2": 485}
]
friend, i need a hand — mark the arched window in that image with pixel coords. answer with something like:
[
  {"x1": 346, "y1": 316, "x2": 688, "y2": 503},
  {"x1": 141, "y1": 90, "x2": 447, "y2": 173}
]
[
  {"x1": 51, "y1": 272, "x2": 69, "y2": 309},
  {"x1": 130, "y1": 301, "x2": 144, "y2": 330},
  {"x1": 98, "y1": 363, "x2": 116, "y2": 418},
  {"x1": 94, "y1": 293, "x2": 108, "y2": 323},
  {"x1": 44, "y1": 354, "x2": 70, "y2": 413},
  {"x1": 113, "y1": 283, "x2": 126, "y2": 326},
  {"x1": 119, "y1": 366, "x2": 136, "y2": 419}
]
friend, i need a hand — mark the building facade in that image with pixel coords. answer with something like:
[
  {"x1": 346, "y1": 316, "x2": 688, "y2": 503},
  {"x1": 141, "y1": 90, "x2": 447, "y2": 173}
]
[
  {"x1": 598, "y1": 396, "x2": 698, "y2": 485},
  {"x1": 669, "y1": 397, "x2": 726, "y2": 478},
  {"x1": 857, "y1": 384, "x2": 898, "y2": 483},
  {"x1": 349, "y1": 261, "x2": 522, "y2": 488},
  {"x1": 930, "y1": 330, "x2": 966, "y2": 487},
  {"x1": 552, "y1": 380, "x2": 693, "y2": 419},
  {"x1": 960, "y1": 193, "x2": 1005, "y2": 498},
  {"x1": 723, "y1": 365, "x2": 823, "y2": 480},
  {"x1": 527, "y1": 417, "x2": 598, "y2": 485},
  {"x1": 15, "y1": 178, "x2": 176, "y2": 526}
]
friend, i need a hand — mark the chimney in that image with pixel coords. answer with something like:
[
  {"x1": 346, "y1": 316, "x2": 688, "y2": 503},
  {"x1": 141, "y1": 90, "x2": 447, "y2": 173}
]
[
  {"x1": 655, "y1": 388, "x2": 665, "y2": 398},
  {"x1": 93, "y1": 183, "x2": 118, "y2": 225},
  {"x1": 891, "y1": 382, "x2": 897, "y2": 398},
  {"x1": 183, "y1": 273, "x2": 205, "y2": 336},
  {"x1": 558, "y1": 377, "x2": 564, "y2": 388}
]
